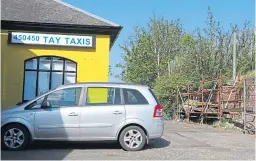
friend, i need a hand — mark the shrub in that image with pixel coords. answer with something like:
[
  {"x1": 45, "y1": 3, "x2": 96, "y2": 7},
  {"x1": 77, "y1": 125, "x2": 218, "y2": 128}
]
[{"x1": 153, "y1": 74, "x2": 189, "y2": 117}]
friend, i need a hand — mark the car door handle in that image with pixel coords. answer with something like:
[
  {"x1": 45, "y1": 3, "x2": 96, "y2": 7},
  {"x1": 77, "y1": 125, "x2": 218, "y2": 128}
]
[
  {"x1": 113, "y1": 111, "x2": 122, "y2": 115},
  {"x1": 68, "y1": 112, "x2": 78, "y2": 116}
]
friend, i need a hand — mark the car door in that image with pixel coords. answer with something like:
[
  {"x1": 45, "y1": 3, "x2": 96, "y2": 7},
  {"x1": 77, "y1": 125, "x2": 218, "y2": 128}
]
[
  {"x1": 80, "y1": 86, "x2": 126, "y2": 140},
  {"x1": 34, "y1": 86, "x2": 83, "y2": 140}
]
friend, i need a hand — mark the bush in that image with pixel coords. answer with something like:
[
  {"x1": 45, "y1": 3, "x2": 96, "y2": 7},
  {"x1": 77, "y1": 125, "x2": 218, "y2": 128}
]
[
  {"x1": 213, "y1": 117, "x2": 242, "y2": 131},
  {"x1": 153, "y1": 74, "x2": 190, "y2": 117}
]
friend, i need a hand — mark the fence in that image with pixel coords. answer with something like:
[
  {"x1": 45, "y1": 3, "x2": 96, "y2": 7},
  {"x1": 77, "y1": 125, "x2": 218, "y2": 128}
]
[{"x1": 242, "y1": 77, "x2": 255, "y2": 134}]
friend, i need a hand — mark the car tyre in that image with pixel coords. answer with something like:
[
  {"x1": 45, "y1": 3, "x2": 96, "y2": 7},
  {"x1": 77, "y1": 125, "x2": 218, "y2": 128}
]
[
  {"x1": 119, "y1": 126, "x2": 146, "y2": 151},
  {"x1": 1, "y1": 124, "x2": 29, "y2": 151}
]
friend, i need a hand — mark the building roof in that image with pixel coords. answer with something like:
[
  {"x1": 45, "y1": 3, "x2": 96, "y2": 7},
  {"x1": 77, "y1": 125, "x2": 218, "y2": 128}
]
[
  {"x1": 1, "y1": 0, "x2": 120, "y2": 27},
  {"x1": 1, "y1": 0, "x2": 122, "y2": 48}
]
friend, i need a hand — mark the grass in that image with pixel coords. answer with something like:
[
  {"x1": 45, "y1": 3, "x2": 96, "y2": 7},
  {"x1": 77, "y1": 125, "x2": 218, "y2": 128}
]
[{"x1": 212, "y1": 118, "x2": 242, "y2": 131}]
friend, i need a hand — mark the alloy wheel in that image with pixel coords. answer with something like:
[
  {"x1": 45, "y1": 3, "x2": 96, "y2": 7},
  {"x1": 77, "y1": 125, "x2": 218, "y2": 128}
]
[
  {"x1": 123, "y1": 129, "x2": 142, "y2": 149},
  {"x1": 4, "y1": 128, "x2": 25, "y2": 149}
]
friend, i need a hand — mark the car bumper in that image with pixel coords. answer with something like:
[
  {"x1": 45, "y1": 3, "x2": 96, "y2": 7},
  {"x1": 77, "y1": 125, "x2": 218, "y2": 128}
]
[{"x1": 148, "y1": 119, "x2": 164, "y2": 139}]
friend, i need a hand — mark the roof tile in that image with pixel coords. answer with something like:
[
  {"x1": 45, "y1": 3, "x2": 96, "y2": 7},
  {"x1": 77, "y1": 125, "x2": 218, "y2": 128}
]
[{"x1": 1, "y1": 0, "x2": 120, "y2": 27}]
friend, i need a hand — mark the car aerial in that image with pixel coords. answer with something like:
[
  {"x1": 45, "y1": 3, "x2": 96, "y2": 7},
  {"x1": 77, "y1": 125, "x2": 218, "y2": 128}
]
[{"x1": 1, "y1": 82, "x2": 164, "y2": 151}]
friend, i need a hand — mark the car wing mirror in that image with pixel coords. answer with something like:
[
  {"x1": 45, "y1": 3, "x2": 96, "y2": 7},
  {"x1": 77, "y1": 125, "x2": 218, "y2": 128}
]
[
  {"x1": 41, "y1": 101, "x2": 51, "y2": 109},
  {"x1": 33, "y1": 104, "x2": 41, "y2": 109}
]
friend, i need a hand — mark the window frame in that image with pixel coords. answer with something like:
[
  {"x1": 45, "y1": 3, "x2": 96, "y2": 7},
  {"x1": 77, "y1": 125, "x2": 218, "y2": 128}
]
[
  {"x1": 42, "y1": 87, "x2": 84, "y2": 109},
  {"x1": 24, "y1": 96, "x2": 45, "y2": 110},
  {"x1": 25, "y1": 86, "x2": 84, "y2": 110},
  {"x1": 82, "y1": 86, "x2": 124, "y2": 106},
  {"x1": 22, "y1": 56, "x2": 77, "y2": 102}
]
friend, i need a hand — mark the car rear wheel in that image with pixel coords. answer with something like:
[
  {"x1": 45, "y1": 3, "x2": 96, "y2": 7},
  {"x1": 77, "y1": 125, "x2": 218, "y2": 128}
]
[
  {"x1": 1, "y1": 124, "x2": 29, "y2": 151},
  {"x1": 119, "y1": 126, "x2": 146, "y2": 151}
]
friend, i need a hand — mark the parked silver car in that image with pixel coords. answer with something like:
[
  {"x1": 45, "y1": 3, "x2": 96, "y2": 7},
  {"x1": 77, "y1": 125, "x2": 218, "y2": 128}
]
[{"x1": 1, "y1": 83, "x2": 164, "y2": 151}]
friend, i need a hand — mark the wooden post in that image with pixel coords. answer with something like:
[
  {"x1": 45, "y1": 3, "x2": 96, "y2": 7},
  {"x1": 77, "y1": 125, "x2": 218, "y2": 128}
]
[
  {"x1": 220, "y1": 74, "x2": 223, "y2": 118},
  {"x1": 217, "y1": 74, "x2": 221, "y2": 119},
  {"x1": 243, "y1": 79, "x2": 246, "y2": 133}
]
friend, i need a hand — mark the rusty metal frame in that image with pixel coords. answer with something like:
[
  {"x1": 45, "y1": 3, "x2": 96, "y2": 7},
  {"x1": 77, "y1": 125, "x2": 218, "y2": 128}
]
[{"x1": 176, "y1": 73, "x2": 244, "y2": 123}]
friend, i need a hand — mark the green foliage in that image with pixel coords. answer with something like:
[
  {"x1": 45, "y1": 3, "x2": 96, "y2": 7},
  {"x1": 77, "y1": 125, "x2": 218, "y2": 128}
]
[
  {"x1": 153, "y1": 74, "x2": 190, "y2": 116},
  {"x1": 116, "y1": 7, "x2": 255, "y2": 119},
  {"x1": 117, "y1": 15, "x2": 183, "y2": 87},
  {"x1": 213, "y1": 117, "x2": 242, "y2": 131},
  {"x1": 108, "y1": 65, "x2": 113, "y2": 77}
]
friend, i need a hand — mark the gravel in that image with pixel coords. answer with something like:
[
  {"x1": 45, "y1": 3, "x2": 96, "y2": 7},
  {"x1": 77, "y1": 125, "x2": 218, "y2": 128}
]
[{"x1": 1, "y1": 121, "x2": 255, "y2": 160}]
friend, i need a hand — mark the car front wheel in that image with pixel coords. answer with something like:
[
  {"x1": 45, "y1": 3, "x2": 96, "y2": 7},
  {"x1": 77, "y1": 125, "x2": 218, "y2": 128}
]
[
  {"x1": 119, "y1": 126, "x2": 147, "y2": 151},
  {"x1": 1, "y1": 124, "x2": 29, "y2": 151}
]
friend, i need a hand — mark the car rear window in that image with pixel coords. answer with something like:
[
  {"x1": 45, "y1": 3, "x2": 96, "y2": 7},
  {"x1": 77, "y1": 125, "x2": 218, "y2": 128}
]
[
  {"x1": 123, "y1": 88, "x2": 148, "y2": 105},
  {"x1": 148, "y1": 88, "x2": 160, "y2": 104}
]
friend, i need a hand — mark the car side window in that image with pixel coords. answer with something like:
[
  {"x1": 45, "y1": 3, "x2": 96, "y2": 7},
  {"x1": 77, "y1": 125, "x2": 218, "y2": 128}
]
[
  {"x1": 25, "y1": 97, "x2": 44, "y2": 110},
  {"x1": 86, "y1": 87, "x2": 121, "y2": 105},
  {"x1": 123, "y1": 88, "x2": 148, "y2": 105},
  {"x1": 45, "y1": 87, "x2": 82, "y2": 108}
]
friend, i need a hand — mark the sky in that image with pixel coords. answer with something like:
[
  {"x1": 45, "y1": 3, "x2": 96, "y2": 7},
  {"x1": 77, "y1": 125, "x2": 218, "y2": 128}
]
[{"x1": 64, "y1": 0, "x2": 255, "y2": 82}]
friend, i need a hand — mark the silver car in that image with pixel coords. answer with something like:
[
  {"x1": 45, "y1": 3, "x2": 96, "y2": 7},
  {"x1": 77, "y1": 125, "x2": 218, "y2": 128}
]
[{"x1": 1, "y1": 83, "x2": 164, "y2": 151}]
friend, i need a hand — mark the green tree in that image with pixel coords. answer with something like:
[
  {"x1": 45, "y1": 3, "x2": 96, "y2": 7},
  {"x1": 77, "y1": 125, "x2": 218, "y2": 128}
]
[
  {"x1": 117, "y1": 16, "x2": 183, "y2": 86},
  {"x1": 116, "y1": 7, "x2": 255, "y2": 115}
]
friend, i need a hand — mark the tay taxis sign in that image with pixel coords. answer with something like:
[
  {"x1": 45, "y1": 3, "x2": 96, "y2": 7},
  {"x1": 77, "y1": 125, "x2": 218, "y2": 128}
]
[{"x1": 8, "y1": 32, "x2": 96, "y2": 48}]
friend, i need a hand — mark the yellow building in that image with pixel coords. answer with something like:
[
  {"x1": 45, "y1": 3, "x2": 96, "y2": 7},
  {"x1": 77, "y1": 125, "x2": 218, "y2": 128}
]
[{"x1": 1, "y1": 0, "x2": 122, "y2": 108}]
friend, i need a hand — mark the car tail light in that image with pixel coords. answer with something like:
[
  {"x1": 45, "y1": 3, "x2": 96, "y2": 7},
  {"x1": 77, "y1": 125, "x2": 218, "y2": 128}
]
[{"x1": 153, "y1": 104, "x2": 163, "y2": 118}]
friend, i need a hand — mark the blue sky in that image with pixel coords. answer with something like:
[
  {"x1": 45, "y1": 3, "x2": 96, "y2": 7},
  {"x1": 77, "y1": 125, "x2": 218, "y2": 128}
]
[{"x1": 64, "y1": 0, "x2": 255, "y2": 82}]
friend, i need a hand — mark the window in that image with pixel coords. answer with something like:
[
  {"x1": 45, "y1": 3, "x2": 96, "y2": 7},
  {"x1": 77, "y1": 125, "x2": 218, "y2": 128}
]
[
  {"x1": 45, "y1": 87, "x2": 82, "y2": 108},
  {"x1": 123, "y1": 89, "x2": 148, "y2": 105},
  {"x1": 148, "y1": 88, "x2": 160, "y2": 104},
  {"x1": 86, "y1": 87, "x2": 121, "y2": 105},
  {"x1": 25, "y1": 97, "x2": 44, "y2": 110},
  {"x1": 23, "y1": 57, "x2": 77, "y2": 102}
]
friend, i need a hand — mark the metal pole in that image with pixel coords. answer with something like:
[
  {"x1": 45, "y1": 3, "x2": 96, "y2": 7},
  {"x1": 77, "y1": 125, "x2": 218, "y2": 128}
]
[{"x1": 232, "y1": 32, "x2": 237, "y2": 83}]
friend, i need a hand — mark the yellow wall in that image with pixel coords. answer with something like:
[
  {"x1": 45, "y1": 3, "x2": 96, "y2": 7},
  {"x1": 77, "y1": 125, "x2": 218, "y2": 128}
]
[{"x1": 1, "y1": 30, "x2": 110, "y2": 108}]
